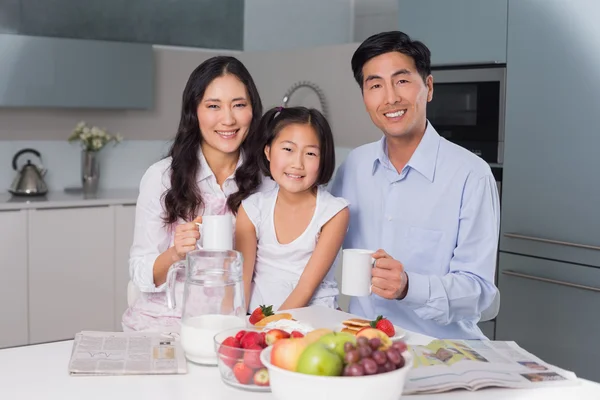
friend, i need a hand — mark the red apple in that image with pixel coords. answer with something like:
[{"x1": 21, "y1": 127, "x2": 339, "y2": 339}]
[
  {"x1": 270, "y1": 338, "x2": 309, "y2": 371},
  {"x1": 264, "y1": 328, "x2": 291, "y2": 345}
]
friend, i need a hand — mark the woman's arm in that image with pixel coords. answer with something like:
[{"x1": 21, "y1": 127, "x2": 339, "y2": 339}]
[
  {"x1": 278, "y1": 207, "x2": 350, "y2": 310},
  {"x1": 235, "y1": 205, "x2": 258, "y2": 311}
]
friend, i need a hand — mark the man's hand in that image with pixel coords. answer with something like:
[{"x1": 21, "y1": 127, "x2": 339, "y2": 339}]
[{"x1": 371, "y1": 249, "x2": 409, "y2": 300}]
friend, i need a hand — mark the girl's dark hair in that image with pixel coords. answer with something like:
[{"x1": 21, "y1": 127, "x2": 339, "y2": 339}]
[
  {"x1": 231, "y1": 106, "x2": 335, "y2": 209},
  {"x1": 351, "y1": 30, "x2": 431, "y2": 89},
  {"x1": 162, "y1": 56, "x2": 262, "y2": 224}
]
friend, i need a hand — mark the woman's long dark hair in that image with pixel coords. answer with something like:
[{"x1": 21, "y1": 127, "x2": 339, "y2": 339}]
[
  {"x1": 162, "y1": 56, "x2": 262, "y2": 225},
  {"x1": 231, "y1": 106, "x2": 336, "y2": 209}
]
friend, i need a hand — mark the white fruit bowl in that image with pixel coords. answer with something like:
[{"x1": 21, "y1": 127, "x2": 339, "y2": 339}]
[{"x1": 259, "y1": 346, "x2": 413, "y2": 400}]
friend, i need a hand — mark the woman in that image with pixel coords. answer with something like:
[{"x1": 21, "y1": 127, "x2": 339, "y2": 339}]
[{"x1": 122, "y1": 56, "x2": 271, "y2": 332}]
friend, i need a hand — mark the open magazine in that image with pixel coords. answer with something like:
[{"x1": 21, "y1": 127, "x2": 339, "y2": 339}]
[
  {"x1": 68, "y1": 331, "x2": 187, "y2": 376},
  {"x1": 404, "y1": 340, "x2": 579, "y2": 394}
]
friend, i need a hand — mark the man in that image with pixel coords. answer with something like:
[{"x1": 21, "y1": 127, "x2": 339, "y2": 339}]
[{"x1": 331, "y1": 31, "x2": 500, "y2": 339}]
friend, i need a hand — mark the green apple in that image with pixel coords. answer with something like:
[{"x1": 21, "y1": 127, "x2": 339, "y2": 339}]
[
  {"x1": 296, "y1": 342, "x2": 343, "y2": 376},
  {"x1": 317, "y1": 332, "x2": 357, "y2": 359}
]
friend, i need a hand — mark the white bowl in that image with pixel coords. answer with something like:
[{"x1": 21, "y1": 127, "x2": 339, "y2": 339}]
[{"x1": 259, "y1": 346, "x2": 413, "y2": 400}]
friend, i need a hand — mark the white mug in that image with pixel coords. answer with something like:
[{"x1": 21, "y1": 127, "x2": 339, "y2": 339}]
[
  {"x1": 341, "y1": 249, "x2": 375, "y2": 296},
  {"x1": 196, "y1": 215, "x2": 233, "y2": 250}
]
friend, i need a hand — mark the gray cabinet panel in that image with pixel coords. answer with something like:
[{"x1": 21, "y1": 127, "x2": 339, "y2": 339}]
[
  {"x1": 19, "y1": 0, "x2": 244, "y2": 50},
  {"x1": 398, "y1": 0, "x2": 507, "y2": 66},
  {"x1": 0, "y1": 34, "x2": 153, "y2": 109},
  {"x1": 0, "y1": 0, "x2": 20, "y2": 34},
  {"x1": 499, "y1": 0, "x2": 600, "y2": 266},
  {"x1": 496, "y1": 252, "x2": 600, "y2": 382}
]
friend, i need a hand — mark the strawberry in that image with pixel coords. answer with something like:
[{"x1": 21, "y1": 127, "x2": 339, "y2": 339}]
[
  {"x1": 240, "y1": 331, "x2": 262, "y2": 349},
  {"x1": 259, "y1": 331, "x2": 267, "y2": 347},
  {"x1": 243, "y1": 344, "x2": 265, "y2": 369},
  {"x1": 235, "y1": 330, "x2": 247, "y2": 342},
  {"x1": 290, "y1": 330, "x2": 304, "y2": 338},
  {"x1": 371, "y1": 315, "x2": 396, "y2": 337},
  {"x1": 253, "y1": 368, "x2": 270, "y2": 386},
  {"x1": 233, "y1": 362, "x2": 254, "y2": 384},
  {"x1": 218, "y1": 337, "x2": 242, "y2": 368},
  {"x1": 249, "y1": 305, "x2": 274, "y2": 325}
]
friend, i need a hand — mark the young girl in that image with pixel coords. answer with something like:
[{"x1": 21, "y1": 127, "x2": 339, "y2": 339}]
[{"x1": 235, "y1": 106, "x2": 349, "y2": 311}]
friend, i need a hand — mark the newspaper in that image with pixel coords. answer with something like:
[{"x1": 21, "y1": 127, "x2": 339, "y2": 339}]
[
  {"x1": 68, "y1": 331, "x2": 187, "y2": 376},
  {"x1": 404, "y1": 340, "x2": 579, "y2": 394}
]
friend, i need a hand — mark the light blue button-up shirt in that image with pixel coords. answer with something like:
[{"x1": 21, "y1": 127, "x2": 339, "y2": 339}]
[{"x1": 330, "y1": 122, "x2": 500, "y2": 339}]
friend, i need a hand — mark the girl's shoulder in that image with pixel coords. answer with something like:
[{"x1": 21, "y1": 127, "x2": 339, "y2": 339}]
[
  {"x1": 241, "y1": 184, "x2": 278, "y2": 214},
  {"x1": 318, "y1": 185, "x2": 350, "y2": 209}
]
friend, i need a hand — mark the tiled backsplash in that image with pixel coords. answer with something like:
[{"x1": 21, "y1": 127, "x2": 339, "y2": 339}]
[{"x1": 1, "y1": 141, "x2": 353, "y2": 193}]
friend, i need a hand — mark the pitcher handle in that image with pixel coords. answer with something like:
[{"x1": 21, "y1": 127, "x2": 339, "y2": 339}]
[{"x1": 165, "y1": 261, "x2": 186, "y2": 310}]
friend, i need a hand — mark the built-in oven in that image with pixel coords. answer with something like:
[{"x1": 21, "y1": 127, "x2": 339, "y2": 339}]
[{"x1": 427, "y1": 66, "x2": 506, "y2": 166}]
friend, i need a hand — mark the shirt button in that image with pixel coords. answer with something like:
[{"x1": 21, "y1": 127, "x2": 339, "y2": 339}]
[{"x1": 386, "y1": 215, "x2": 393, "y2": 221}]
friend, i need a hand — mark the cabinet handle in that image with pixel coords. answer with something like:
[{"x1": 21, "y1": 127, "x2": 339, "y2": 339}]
[
  {"x1": 504, "y1": 233, "x2": 600, "y2": 251},
  {"x1": 502, "y1": 270, "x2": 600, "y2": 293}
]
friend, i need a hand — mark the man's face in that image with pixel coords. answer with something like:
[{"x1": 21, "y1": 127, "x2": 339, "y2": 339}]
[{"x1": 361, "y1": 51, "x2": 433, "y2": 140}]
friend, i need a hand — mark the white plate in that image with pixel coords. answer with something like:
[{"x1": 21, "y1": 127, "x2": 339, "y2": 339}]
[{"x1": 336, "y1": 324, "x2": 407, "y2": 341}]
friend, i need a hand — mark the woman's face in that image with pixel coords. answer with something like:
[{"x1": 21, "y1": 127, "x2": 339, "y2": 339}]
[{"x1": 197, "y1": 74, "x2": 253, "y2": 156}]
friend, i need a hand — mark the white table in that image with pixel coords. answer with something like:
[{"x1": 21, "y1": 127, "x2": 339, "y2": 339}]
[{"x1": 1, "y1": 306, "x2": 599, "y2": 400}]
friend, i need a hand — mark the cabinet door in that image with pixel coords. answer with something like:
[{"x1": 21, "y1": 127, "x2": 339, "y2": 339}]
[
  {"x1": 114, "y1": 205, "x2": 136, "y2": 330},
  {"x1": 500, "y1": 0, "x2": 600, "y2": 266},
  {"x1": 496, "y1": 252, "x2": 600, "y2": 382},
  {"x1": 398, "y1": 0, "x2": 507, "y2": 65},
  {"x1": 28, "y1": 207, "x2": 115, "y2": 344},
  {"x1": 0, "y1": 210, "x2": 28, "y2": 348}
]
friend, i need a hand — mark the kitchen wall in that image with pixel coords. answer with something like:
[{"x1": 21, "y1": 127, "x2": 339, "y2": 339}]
[{"x1": 0, "y1": 41, "x2": 380, "y2": 192}]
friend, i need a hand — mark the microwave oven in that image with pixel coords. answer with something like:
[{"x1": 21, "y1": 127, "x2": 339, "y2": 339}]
[{"x1": 427, "y1": 66, "x2": 506, "y2": 165}]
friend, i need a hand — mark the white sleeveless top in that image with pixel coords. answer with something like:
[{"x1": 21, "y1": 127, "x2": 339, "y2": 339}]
[{"x1": 242, "y1": 185, "x2": 349, "y2": 311}]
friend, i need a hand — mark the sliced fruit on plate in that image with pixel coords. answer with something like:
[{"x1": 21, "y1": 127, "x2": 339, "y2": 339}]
[
  {"x1": 254, "y1": 312, "x2": 293, "y2": 327},
  {"x1": 370, "y1": 315, "x2": 396, "y2": 337},
  {"x1": 249, "y1": 304, "x2": 274, "y2": 325}
]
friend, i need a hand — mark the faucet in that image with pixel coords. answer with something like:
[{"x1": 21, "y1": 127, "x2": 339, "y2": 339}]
[{"x1": 282, "y1": 81, "x2": 328, "y2": 119}]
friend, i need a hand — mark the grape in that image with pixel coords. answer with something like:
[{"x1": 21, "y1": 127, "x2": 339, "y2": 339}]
[
  {"x1": 347, "y1": 363, "x2": 365, "y2": 377},
  {"x1": 344, "y1": 342, "x2": 356, "y2": 353},
  {"x1": 386, "y1": 348, "x2": 402, "y2": 366},
  {"x1": 384, "y1": 361, "x2": 396, "y2": 372},
  {"x1": 343, "y1": 364, "x2": 352, "y2": 376},
  {"x1": 344, "y1": 349, "x2": 361, "y2": 364},
  {"x1": 392, "y1": 341, "x2": 408, "y2": 353},
  {"x1": 361, "y1": 358, "x2": 378, "y2": 375},
  {"x1": 377, "y1": 364, "x2": 387, "y2": 374},
  {"x1": 396, "y1": 354, "x2": 406, "y2": 369},
  {"x1": 369, "y1": 337, "x2": 381, "y2": 350},
  {"x1": 357, "y1": 337, "x2": 369, "y2": 347},
  {"x1": 372, "y1": 350, "x2": 387, "y2": 365},
  {"x1": 358, "y1": 344, "x2": 373, "y2": 358}
]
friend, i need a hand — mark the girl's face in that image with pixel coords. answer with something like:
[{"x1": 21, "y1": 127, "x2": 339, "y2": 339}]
[
  {"x1": 264, "y1": 123, "x2": 321, "y2": 194},
  {"x1": 197, "y1": 74, "x2": 253, "y2": 156}
]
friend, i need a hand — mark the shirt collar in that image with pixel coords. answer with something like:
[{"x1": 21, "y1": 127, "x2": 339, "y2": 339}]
[
  {"x1": 197, "y1": 147, "x2": 244, "y2": 183},
  {"x1": 371, "y1": 120, "x2": 440, "y2": 182}
]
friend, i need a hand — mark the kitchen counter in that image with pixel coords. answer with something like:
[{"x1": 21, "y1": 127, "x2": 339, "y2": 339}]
[
  {"x1": 0, "y1": 188, "x2": 138, "y2": 211},
  {"x1": 1, "y1": 306, "x2": 599, "y2": 400}
]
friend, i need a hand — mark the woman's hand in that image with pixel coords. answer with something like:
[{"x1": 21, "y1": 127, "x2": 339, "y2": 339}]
[{"x1": 173, "y1": 216, "x2": 202, "y2": 260}]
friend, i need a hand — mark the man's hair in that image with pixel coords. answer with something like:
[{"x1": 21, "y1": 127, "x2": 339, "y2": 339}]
[{"x1": 351, "y1": 31, "x2": 432, "y2": 89}]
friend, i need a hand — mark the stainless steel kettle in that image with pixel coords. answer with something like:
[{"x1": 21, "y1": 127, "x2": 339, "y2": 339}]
[{"x1": 9, "y1": 148, "x2": 49, "y2": 196}]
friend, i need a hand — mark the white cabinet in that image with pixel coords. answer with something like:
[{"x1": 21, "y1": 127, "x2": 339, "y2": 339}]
[
  {"x1": 398, "y1": 0, "x2": 508, "y2": 66},
  {"x1": 114, "y1": 205, "x2": 136, "y2": 330},
  {"x1": 28, "y1": 207, "x2": 115, "y2": 344},
  {"x1": 0, "y1": 210, "x2": 28, "y2": 348}
]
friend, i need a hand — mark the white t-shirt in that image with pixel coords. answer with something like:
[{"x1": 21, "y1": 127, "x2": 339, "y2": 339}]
[{"x1": 242, "y1": 185, "x2": 349, "y2": 311}]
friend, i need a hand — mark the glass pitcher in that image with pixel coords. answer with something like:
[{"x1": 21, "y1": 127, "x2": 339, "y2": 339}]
[{"x1": 166, "y1": 249, "x2": 247, "y2": 365}]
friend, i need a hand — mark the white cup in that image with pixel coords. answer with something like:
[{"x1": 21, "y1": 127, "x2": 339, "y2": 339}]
[
  {"x1": 341, "y1": 249, "x2": 375, "y2": 296},
  {"x1": 196, "y1": 215, "x2": 233, "y2": 250}
]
